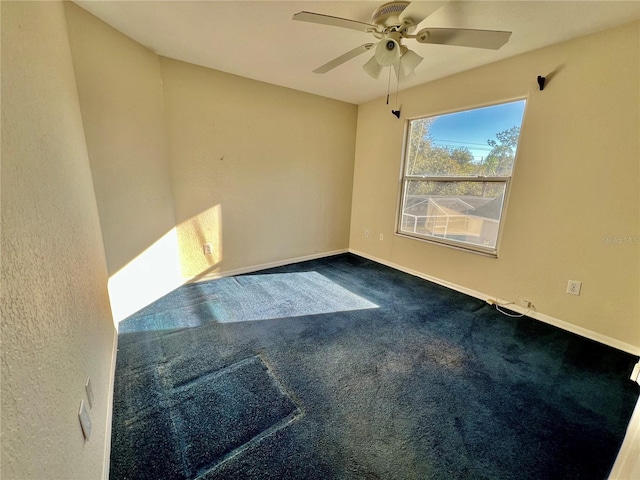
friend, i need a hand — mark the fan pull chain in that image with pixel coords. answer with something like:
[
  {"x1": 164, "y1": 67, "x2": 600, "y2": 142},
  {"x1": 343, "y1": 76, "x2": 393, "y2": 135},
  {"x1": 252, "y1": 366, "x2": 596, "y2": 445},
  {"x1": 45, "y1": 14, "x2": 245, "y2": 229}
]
[
  {"x1": 390, "y1": 59, "x2": 401, "y2": 119},
  {"x1": 386, "y1": 66, "x2": 392, "y2": 105},
  {"x1": 395, "y1": 59, "x2": 400, "y2": 108}
]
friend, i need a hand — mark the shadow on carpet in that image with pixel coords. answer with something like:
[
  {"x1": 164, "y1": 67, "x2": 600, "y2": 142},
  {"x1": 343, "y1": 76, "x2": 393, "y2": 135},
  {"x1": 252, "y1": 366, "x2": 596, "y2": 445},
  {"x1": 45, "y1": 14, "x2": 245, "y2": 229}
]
[{"x1": 110, "y1": 253, "x2": 639, "y2": 480}]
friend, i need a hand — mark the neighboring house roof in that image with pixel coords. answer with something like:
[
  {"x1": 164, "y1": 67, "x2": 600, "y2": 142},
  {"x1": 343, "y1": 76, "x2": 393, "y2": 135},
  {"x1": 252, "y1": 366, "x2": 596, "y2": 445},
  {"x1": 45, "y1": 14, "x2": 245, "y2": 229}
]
[
  {"x1": 467, "y1": 197, "x2": 503, "y2": 220},
  {"x1": 404, "y1": 195, "x2": 502, "y2": 221}
]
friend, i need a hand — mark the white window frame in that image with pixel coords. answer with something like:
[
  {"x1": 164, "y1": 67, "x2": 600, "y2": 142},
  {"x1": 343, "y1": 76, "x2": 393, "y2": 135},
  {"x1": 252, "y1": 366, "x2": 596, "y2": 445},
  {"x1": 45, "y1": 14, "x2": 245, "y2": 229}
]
[{"x1": 396, "y1": 100, "x2": 526, "y2": 257}]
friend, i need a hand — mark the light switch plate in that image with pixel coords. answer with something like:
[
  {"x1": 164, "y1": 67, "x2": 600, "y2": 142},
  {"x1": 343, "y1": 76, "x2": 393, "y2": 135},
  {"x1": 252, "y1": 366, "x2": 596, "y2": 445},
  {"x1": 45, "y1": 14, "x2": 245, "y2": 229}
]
[
  {"x1": 78, "y1": 400, "x2": 92, "y2": 441},
  {"x1": 85, "y1": 377, "x2": 94, "y2": 409}
]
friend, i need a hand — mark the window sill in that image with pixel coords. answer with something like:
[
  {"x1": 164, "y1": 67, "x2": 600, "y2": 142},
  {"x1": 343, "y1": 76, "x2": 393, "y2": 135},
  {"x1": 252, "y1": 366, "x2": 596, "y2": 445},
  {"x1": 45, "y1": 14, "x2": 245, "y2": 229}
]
[{"x1": 394, "y1": 232, "x2": 499, "y2": 258}]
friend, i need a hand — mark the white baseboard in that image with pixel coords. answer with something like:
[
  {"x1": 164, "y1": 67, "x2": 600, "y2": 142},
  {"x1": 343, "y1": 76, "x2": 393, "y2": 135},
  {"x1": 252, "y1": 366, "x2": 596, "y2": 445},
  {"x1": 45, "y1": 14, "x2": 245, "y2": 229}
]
[
  {"x1": 349, "y1": 249, "x2": 640, "y2": 356},
  {"x1": 189, "y1": 249, "x2": 350, "y2": 284},
  {"x1": 102, "y1": 331, "x2": 118, "y2": 480},
  {"x1": 609, "y1": 392, "x2": 640, "y2": 479},
  {"x1": 188, "y1": 247, "x2": 638, "y2": 355},
  {"x1": 350, "y1": 250, "x2": 640, "y2": 480}
]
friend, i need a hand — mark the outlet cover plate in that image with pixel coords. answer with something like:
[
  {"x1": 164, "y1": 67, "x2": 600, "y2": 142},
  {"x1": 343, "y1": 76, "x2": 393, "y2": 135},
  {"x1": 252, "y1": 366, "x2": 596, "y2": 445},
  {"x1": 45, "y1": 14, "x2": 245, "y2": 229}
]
[{"x1": 567, "y1": 280, "x2": 582, "y2": 296}]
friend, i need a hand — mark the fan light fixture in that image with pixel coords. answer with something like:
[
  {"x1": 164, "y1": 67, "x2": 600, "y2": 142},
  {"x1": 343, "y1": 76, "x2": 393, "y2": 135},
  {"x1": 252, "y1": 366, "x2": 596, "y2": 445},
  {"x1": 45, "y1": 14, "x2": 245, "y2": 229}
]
[
  {"x1": 363, "y1": 34, "x2": 423, "y2": 80},
  {"x1": 293, "y1": 1, "x2": 512, "y2": 81},
  {"x1": 375, "y1": 33, "x2": 401, "y2": 66},
  {"x1": 397, "y1": 48, "x2": 423, "y2": 78},
  {"x1": 362, "y1": 55, "x2": 383, "y2": 79}
]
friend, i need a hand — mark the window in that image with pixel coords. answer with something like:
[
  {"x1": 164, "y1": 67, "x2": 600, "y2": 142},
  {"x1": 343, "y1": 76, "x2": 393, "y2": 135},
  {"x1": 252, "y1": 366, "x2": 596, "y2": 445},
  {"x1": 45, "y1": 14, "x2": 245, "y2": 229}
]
[{"x1": 398, "y1": 100, "x2": 526, "y2": 256}]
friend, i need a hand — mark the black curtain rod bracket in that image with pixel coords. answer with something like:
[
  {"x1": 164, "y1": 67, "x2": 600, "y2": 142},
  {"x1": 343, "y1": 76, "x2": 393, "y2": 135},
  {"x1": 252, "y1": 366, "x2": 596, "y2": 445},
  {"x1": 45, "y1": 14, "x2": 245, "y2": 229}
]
[{"x1": 537, "y1": 75, "x2": 546, "y2": 91}]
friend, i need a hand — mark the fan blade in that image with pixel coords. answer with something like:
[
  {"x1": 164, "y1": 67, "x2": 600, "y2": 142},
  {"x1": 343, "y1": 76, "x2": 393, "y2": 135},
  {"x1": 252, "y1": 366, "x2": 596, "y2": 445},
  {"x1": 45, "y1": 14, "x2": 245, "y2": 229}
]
[
  {"x1": 293, "y1": 11, "x2": 377, "y2": 33},
  {"x1": 313, "y1": 44, "x2": 375, "y2": 74},
  {"x1": 416, "y1": 28, "x2": 512, "y2": 50},
  {"x1": 400, "y1": 1, "x2": 448, "y2": 26}
]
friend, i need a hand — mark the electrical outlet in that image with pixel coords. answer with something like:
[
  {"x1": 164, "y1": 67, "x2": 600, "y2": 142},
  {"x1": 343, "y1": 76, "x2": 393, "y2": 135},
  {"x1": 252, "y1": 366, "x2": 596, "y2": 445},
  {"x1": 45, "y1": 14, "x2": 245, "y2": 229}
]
[
  {"x1": 365, "y1": 229, "x2": 369, "y2": 238},
  {"x1": 520, "y1": 299, "x2": 533, "y2": 308},
  {"x1": 203, "y1": 243, "x2": 213, "y2": 255},
  {"x1": 85, "y1": 377, "x2": 94, "y2": 409},
  {"x1": 566, "y1": 280, "x2": 582, "y2": 296},
  {"x1": 379, "y1": 233, "x2": 384, "y2": 241},
  {"x1": 78, "y1": 400, "x2": 92, "y2": 441}
]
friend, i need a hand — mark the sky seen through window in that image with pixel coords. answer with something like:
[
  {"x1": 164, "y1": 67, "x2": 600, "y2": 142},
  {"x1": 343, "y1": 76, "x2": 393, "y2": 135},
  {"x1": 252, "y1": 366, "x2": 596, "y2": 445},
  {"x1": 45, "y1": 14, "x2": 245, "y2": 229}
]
[{"x1": 428, "y1": 100, "x2": 526, "y2": 162}]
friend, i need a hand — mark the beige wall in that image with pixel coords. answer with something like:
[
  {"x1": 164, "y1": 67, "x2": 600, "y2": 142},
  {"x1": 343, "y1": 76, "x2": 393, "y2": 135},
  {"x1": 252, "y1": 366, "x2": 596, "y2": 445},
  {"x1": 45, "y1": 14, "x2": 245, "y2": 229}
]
[
  {"x1": 65, "y1": 3, "x2": 176, "y2": 276},
  {"x1": 65, "y1": 3, "x2": 183, "y2": 321},
  {"x1": 350, "y1": 21, "x2": 640, "y2": 351},
  {"x1": 160, "y1": 57, "x2": 358, "y2": 279},
  {"x1": 1, "y1": 2, "x2": 116, "y2": 478},
  {"x1": 64, "y1": 5, "x2": 357, "y2": 318},
  {"x1": 1, "y1": 3, "x2": 637, "y2": 478}
]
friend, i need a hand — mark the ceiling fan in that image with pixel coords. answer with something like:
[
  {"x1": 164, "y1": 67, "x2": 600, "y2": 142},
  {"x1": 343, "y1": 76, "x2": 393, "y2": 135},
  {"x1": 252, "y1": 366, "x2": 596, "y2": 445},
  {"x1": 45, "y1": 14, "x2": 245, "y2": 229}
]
[{"x1": 293, "y1": 1, "x2": 512, "y2": 80}]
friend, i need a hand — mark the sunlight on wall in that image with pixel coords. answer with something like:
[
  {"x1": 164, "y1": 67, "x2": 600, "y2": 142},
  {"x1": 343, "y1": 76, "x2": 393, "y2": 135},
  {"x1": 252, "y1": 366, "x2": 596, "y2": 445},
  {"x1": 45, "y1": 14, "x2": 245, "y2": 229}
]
[
  {"x1": 176, "y1": 204, "x2": 224, "y2": 281},
  {"x1": 108, "y1": 228, "x2": 183, "y2": 323},
  {"x1": 107, "y1": 205, "x2": 224, "y2": 326}
]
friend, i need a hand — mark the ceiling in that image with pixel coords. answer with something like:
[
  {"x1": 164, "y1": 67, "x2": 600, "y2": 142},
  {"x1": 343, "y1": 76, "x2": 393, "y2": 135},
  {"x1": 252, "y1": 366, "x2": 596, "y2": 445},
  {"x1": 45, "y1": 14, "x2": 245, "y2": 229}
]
[{"x1": 73, "y1": 1, "x2": 640, "y2": 105}]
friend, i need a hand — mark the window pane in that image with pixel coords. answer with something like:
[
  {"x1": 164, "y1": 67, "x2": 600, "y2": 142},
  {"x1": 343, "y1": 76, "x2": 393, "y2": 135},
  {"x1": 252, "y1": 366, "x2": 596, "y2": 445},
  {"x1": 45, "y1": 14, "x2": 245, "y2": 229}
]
[
  {"x1": 400, "y1": 180, "x2": 506, "y2": 250},
  {"x1": 406, "y1": 100, "x2": 525, "y2": 177}
]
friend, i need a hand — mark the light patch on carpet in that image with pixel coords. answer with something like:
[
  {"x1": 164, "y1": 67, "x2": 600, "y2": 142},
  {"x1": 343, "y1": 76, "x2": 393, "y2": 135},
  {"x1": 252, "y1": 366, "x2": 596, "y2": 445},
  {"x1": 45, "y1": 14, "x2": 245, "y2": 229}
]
[
  {"x1": 205, "y1": 271, "x2": 378, "y2": 323},
  {"x1": 120, "y1": 271, "x2": 378, "y2": 332}
]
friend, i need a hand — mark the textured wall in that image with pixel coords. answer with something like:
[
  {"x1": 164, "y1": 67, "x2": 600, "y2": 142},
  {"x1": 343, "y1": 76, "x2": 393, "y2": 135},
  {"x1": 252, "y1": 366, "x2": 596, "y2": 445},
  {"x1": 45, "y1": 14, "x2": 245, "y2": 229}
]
[
  {"x1": 64, "y1": 2, "x2": 177, "y2": 276},
  {"x1": 350, "y1": 21, "x2": 640, "y2": 350},
  {"x1": 1, "y1": 2, "x2": 116, "y2": 478},
  {"x1": 65, "y1": 4, "x2": 357, "y2": 318},
  {"x1": 64, "y1": 3, "x2": 183, "y2": 321},
  {"x1": 160, "y1": 57, "x2": 358, "y2": 279}
]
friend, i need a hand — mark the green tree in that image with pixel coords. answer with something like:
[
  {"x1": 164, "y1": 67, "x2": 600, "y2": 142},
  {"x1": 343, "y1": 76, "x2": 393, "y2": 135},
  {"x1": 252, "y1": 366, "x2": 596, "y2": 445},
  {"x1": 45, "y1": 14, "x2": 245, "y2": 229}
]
[
  {"x1": 406, "y1": 118, "x2": 434, "y2": 176},
  {"x1": 480, "y1": 126, "x2": 521, "y2": 176},
  {"x1": 404, "y1": 121, "x2": 521, "y2": 199},
  {"x1": 406, "y1": 118, "x2": 475, "y2": 178}
]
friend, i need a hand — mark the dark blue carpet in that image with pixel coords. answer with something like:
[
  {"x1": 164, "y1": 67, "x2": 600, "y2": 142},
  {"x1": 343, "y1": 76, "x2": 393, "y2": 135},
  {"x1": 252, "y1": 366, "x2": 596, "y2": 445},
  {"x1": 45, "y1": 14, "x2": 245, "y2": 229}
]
[{"x1": 111, "y1": 253, "x2": 639, "y2": 480}]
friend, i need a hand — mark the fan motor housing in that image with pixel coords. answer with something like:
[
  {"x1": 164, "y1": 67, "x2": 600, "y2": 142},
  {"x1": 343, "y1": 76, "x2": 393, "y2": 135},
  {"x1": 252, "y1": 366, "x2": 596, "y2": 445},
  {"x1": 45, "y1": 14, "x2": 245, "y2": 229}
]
[{"x1": 371, "y1": 1, "x2": 410, "y2": 27}]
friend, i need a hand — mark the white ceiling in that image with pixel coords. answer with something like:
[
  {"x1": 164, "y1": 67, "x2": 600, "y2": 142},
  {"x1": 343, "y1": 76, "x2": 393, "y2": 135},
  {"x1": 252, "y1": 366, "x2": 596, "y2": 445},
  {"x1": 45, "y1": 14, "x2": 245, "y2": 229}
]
[{"x1": 73, "y1": 1, "x2": 640, "y2": 105}]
